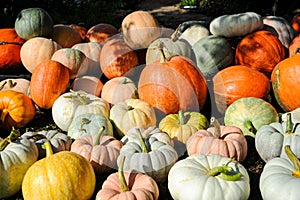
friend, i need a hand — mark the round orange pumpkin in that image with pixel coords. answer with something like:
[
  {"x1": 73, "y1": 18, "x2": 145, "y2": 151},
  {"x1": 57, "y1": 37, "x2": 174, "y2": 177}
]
[
  {"x1": 86, "y1": 23, "x2": 119, "y2": 44},
  {"x1": 30, "y1": 60, "x2": 70, "y2": 109}
]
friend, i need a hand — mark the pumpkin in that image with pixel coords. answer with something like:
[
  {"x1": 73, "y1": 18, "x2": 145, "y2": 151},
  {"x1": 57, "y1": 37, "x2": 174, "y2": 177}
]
[
  {"x1": 209, "y1": 12, "x2": 264, "y2": 37},
  {"x1": 263, "y1": 15, "x2": 297, "y2": 48},
  {"x1": 212, "y1": 65, "x2": 271, "y2": 114},
  {"x1": 235, "y1": 30, "x2": 286, "y2": 77},
  {"x1": 14, "y1": 7, "x2": 53, "y2": 40},
  {"x1": 271, "y1": 53, "x2": 300, "y2": 112},
  {"x1": 30, "y1": 60, "x2": 70, "y2": 109},
  {"x1": 255, "y1": 113, "x2": 300, "y2": 162},
  {"x1": 168, "y1": 154, "x2": 250, "y2": 200},
  {"x1": 71, "y1": 75, "x2": 103, "y2": 96},
  {"x1": 0, "y1": 90, "x2": 36, "y2": 131},
  {"x1": 51, "y1": 48, "x2": 89, "y2": 79},
  {"x1": 101, "y1": 76, "x2": 138, "y2": 105},
  {"x1": 69, "y1": 23, "x2": 87, "y2": 41},
  {"x1": 0, "y1": 78, "x2": 30, "y2": 96},
  {"x1": 192, "y1": 35, "x2": 234, "y2": 78},
  {"x1": 67, "y1": 113, "x2": 114, "y2": 139},
  {"x1": 186, "y1": 117, "x2": 248, "y2": 162},
  {"x1": 109, "y1": 98, "x2": 157, "y2": 138},
  {"x1": 22, "y1": 141, "x2": 96, "y2": 200},
  {"x1": 138, "y1": 47, "x2": 207, "y2": 117},
  {"x1": 86, "y1": 23, "x2": 119, "y2": 44},
  {"x1": 288, "y1": 34, "x2": 300, "y2": 57},
  {"x1": 224, "y1": 97, "x2": 279, "y2": 138},
  {"x1": 52, "y1": 25, "x2": 83, "y2": 48},
  {"x1": 20, "y1": 37, "x2": 62, "y2": 73},
  {"x1": 0, "y1": 129, "x2": 38, "y2": 198},
  {"x1": 52, "y1": 90, "x2": 110, "y2": 132},
  {"x1": 121, "y1": 10, "x2": 161, "y2": 49},
  {"x1": 117, "y1": 127, "x2": 178, "y2": 182},
  {"x1": 100, "y1": 38, "x2": 139, "y2": 79},
  {"x1": 0, "y1": 28, "x2": 26, "y2": 74},
  {"x1": 96, "y1": 155, "x2": 159, "y2": 200},
  {"x1": 260, "y1": 145, "x2": 300, "y2": 200},
  {"x1": 21, "y1": 129, "x2": 72, "y2": 160},
  {"x1": 291, "y1": 13, "x2": 300, "y2": 33},
  {"x1": 71, "y1": 126, "x2": 123, "y2": 174}
]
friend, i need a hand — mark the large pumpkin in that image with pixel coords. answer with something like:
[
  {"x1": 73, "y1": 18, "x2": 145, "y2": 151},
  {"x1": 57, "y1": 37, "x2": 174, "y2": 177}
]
[
  {"x1": 86, "y1": 23, "x2": 119, "y2": 44},
  {"x1": 271, "y1": 54, "x2": 300, "y2": 112},
  {"x1": 52, "y1": 25, "x2": 83, "y2": 48},
  {"x1": 212, "y1": 65, "x2": 271, "y2": 114},
  {"x1": 30, "y1": 60, "x2": 70, "y2": 109},
  {"x1": 235, "y1": 30, "x2": 286, "y2": 77},
  {"x1": 288, "y1": 34, "x2": 300, "y2": 57},
  {"x1": 71, "y1": 75, "x2": 103, "y2": 96}
]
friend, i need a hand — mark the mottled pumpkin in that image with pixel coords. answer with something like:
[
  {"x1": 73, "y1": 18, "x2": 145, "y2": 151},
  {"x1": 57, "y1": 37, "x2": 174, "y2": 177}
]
[{"x1": 86, "y1": 23, "x2": 119, "y2": 44}]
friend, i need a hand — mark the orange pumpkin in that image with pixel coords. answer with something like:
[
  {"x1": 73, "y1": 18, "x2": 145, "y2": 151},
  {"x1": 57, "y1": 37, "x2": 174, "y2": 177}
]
[
  {"x1": 86, "y1": 23, "x2": 119, "y2": 44},
  {"x1": 213, "y1": 65, "x2": 271, "y2": 114},
  {"x1": 52, "y1": 25, "x2": 83, "y2": 48},
  {"x1": 69, "y1": 24, "x2": 87, "y2": 41},
  {"x1": 0, "y1": 90, "x2": 35, "y2": 131},
  {"x1": 288, "y1": 34, "x2": 300, "y2": 57},
  {"x1": 271, "y1": 53, "x2": 300, "y2": 112},
  {"x1": 0, "y1": 28, "x2": 26, "y2": 74},
  {"x1": 30, "y1": 60, "x2": 70, "y2": 109},
  {"x1": 291, "y1": 13, "x2": 300, "y2": 34},
  {"x1": 235, "y1": 30, "x2": 286, "y2": 77}
]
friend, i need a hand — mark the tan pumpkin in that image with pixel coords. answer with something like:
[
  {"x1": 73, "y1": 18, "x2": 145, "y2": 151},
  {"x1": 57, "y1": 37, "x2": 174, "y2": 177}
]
[
  {"x1": 71, "y1": 75, "x2": 103, "y2": 97},
  {"x1": 20, "y1": 37, "x2": 61, "y2": 73},
  {"x1": 86, "y1": 23, "x2": 119, "y2": 44},
  {"x1": 52, "y1": 25, "x2": 83, "y2": 48},
  {"x1": 0, "y1": 78, "x2": 30, "y2": 96}
]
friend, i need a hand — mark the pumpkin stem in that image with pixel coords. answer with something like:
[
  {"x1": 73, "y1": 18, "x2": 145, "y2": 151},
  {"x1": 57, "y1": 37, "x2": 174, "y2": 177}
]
[
  {"x1": 42, "y1": 141, "x2": 54, "y2": 157},
  {"x1": 178, "y1": 110, "x2": 186, "y2": 125},
  {"x1": 285, "y1": 145, "x2": 300, "y2": 177},
  {"x1": 67, "y1": 90, "x2": 89, "y2": 105},
  {"x1": 244, "y1": 120, "x2": 257, "y2": 135},
  {"x1": 208, "y1": 158, "x2": 242, "y2": 181},
  {"x1": 0, "y1": 127, "x2": 20, "y2": 151},
  {"x1": 79, "y1": 117, "x2": 91, "y2": 131},
  {"x1": 118, "y1": 155, "x2": 130, "y2": 192},
  {"x1": 210, "y1": 117, "x2": 221, "y2": 138},
  {"x1": 158, "y1": 42, "x2": 170, "y2": 63},
  {"x1": 136, "y1": 128, "x2": 149, "y2": 153},
  {"x1": 121, "y1": 77, "x2": 129, "y2": 84},
  {"x1": 94, "y1": 126, "x2": 105, "y2": 146},
  {"x1": 8, "y1": 80, "x2": 17, "y2": 88},
  {"x1": 285, "y1": 113, "x2": 293, "y2": 134},
  {"x1": 0, "y1": 109, "x2": 9, "y2": 124},
  {"x1": 293, "y1": 48, "x2": 300, "y2": 56},
  {"x1": 0, "y1": 81, "x2": 7, "y2": 90}
]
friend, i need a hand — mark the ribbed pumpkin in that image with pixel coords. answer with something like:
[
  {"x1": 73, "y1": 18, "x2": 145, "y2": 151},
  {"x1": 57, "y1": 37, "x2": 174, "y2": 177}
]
[
  {"x1": 86, "y1": 23, "x2": 119, "y2": 44},
  {"x1": 0, "y1": 28, "x2": 26, "y2": 74},
  {"x1": 235, "y1": 30, "x2": 286, "y2": 77},
  {"x1": 291, "y1": 13, "x2": 300, "y2": 34},
  {"x1": 20, "y1": 37, "x2": 61, "y2": 73},
  {"x1": 100, "y1": 38, "x2": 139, "y2": 79},
  {"x1": 121, "y1": 10, "x2": 161, "y2": 49},
  {"x1": 271, "y1": 54, "x2": 300, "y2": 112},
  {"x1": 52, "y1": 25, "x2": 83, "y2": 48},
  {"x1": 288, "y1": 34, "x2": 300, "y2": 57},
  {"x1": 30, "y1": 60, "x2": 70, "y2": 109},
  {"x1": 213, "y1": 65, "x2": 271, "y2": 114},
  {"x1": 14, "y1": 7, "x2": 53, "y2": 40}
]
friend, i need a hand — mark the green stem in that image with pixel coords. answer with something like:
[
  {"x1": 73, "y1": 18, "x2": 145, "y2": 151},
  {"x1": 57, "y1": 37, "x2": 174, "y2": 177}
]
[
  {"x1": 8, "y1": 80, "x2": 17, "y2": 88},
  {"x1": 94, "y1": 126, "x2": 105, "y2": 146},
  {"x1": 0, "y1": 81, "x2": 7, "y2": 90},
  {"x1": 118, "y1": 155, "x2": 129, "y2": 192},
  {"x1": 211, "y1": 117, "x2": 221, "y2": 138},
  {"x1": 79, "y1": 118, "x2": 91, "y2": 131},
  {"x1": 208, "y1": 158, "x2": 242, "y2": 181},
  {"x1": 42, "y1": 141, "x2": 54, "y2": 157},
  {"x1": 0, "y1": 127, "x2": 20, "y2": 151},
  {"x1": 68, "y1": 90, "x2": 88, "y2": 105},
  {"x1": 136, "y1": 128, "x2": 149, "y2": 153},
  {"x1": 178, "y1": 110, "x2": 186, "y2": 125},
  {"x1": 244, "y1": 120, "x2": 257, "y2": 134},
  {"x1": 158, "y1": 42, "x2": 169, "y2": 63},
  {"x1": 285, "y1": 145, "x2": 300, "y2": 178},
  {"x1": 285, "y1": 113, "x2": 293, "y2": 134},
  {"x1": 121, "y1": 77, "x2": 129, "y2": 84}
]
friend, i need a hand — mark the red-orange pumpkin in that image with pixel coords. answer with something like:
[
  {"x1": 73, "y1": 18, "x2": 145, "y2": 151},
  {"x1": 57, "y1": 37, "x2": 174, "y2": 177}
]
[
  {"x1": 30, "y1": 60, "x2": 70, "y2": 109},
  {"x1": 288, "y1": 34, "x2": 300, "y2": 57},
  {"x1": 291, "y1": 13, "x2": 300, "y2": 34},
  {"x1": 86, "y1": 23, "x2": 119, "y2": 44},
  {"x1": 235, "y1": 30, "x2": 286, "y2": 77},
  {"x1": 213, "y1": 65, "x2": 271, "y2": 114}
]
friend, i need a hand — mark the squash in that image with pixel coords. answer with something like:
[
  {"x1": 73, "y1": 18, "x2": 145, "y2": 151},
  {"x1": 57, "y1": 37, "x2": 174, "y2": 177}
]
[
  {"x1": 30, "y1": 60, "x2": 70, "y2": 109},
  {"x1": 14, "y1": 7, "x2": 53, "y2": 40},
  {"x1": 271, "y1": 54, "x2": 300, "y2": 112},
  {"x1": 71, "y1": 75, "x2": 103, "y2": 96},
  {"x1": 288, "y1": 34, "x2": 300, "y2": 57},
  {"x1": 117, "y1": 127, "x2": 178, "y2": 182},
  {"x1": 235, "y1": 30, "x2": 286, "y2": 77},
  {"x1": 121, "y1": 10, "x2": 161, "y2": 49},
  {"x1": 52, "y1": 90, "x2": 110, "y2": 132},
  {"x1": 96, "y1": 155, "x2": 159, "y2": 200},
  {"x1": 67, "y1": 113, "x2": 114, "y2": 139},
  {"x1": 212, "y1": 65, "x2": 271, "y2": 114},
  {"x1": 21, "y1": 129, "x2": 72, "y2": 160},
  {"x1": 0, "y1": 129, "x2": 39, "y2": 198},
  {"x1": 209, "y1": 12, "x2": 263, "y2": 37},
  {"x1": 69, "y1": 23, "x2": 87, "y2": 41},
  {"x1": 291, "y1": 13, "x2": 300, "y2": 34},
  {"x1": 86, "y1": 23, "x2": 119, "y2": 44},
  {"x1": 0, "y1": 78, "x2": 30, "y2": 96},
  {"x1": 52, "y1": 25, "x2": 83, "y2": 48},
  {"x1": 109, "y1": 98, "x2": 156, "y2": 138},
  {"x1": 186, "y1": 117, "x2": 248, "y2": 162},
  {"x1": 71, "y1": 126, "x2": 123, "y2": 174},
  {"x1": 224, "y1": 97, "x2": 279, "y2": 138},
  {"x1": 168, "y1": 154, "x2": 250, "y2": 200},
  {"x1": 192, "y1": 35, "x2": 234, "y2": 78},
  {"x1": 260, "y1": 145, "x2": 300, "y2": 200},
  {"x1": 0, "y1": 90, "x2": 35, "y2": 131},
  {"x1": 20, "y1": 37, "x2": 62, "y2": 73},
  {"x1": 22, "y1": 141, "x2": 96, "y2": 200}
]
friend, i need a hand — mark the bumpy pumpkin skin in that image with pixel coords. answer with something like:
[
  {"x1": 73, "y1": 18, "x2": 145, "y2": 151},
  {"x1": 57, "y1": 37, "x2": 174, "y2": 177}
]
[{"x1": 271, "y1": 54, "x2": 300, "y2": 112}]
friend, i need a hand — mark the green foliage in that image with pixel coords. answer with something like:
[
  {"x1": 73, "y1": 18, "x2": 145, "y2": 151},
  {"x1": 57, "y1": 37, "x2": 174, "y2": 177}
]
[{"x1": 179, "y1": 0, "x2": 199, "y2": 7}]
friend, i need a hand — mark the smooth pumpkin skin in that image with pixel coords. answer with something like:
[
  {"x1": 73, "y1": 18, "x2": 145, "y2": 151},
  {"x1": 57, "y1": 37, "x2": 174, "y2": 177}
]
[
  {"x1": 69, "y1": 24, "x2": 87, "y2": 41},
  {"x1": 86, "y1": 23, "x2": 119, "y2": 44},
  {"x1": 22, "y1": 150, "x2": 96, "y2": 200},
  {"x1": 0, "y1": 78, "x2": 30, "y2": 96},
  {"x1": 168, "y1": 154, "x2": 250, "y2": 200},
  {"x1": 0, "y1": 90, "x2": 35, "y2": 130},
  {"x1": 224, "y1": 97, "x2": 279, "y2": 138},
  {"x1": 213, "y1": 65, "x2": 271, "y2": 114},
  {"x1": 288, "y1": 35, "x2": 300, "y2": 57},
  {"x1": 71, "y1": 75, "x2": 103, "y2": 96},
  {"x1": 291, "y1": 13, "x2": 300, "y2": 34},
  {"x1": 235, "y1": 30, "x2": 286, "y2": 77},
  {"x1": 52, "y1": 25, "x2": 83, "y2": 48},
  {"x1": 30, "y1": 60, "x2": 70, "y2": 109},
  {"x1": 271, "y1": 54, "x2": 300, "y2": 112}
]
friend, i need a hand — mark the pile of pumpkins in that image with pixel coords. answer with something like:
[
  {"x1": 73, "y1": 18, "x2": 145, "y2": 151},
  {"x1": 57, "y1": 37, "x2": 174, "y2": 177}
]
[{"x1": 1, "y1": 6, "x2": 300, "y2": 200}]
